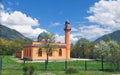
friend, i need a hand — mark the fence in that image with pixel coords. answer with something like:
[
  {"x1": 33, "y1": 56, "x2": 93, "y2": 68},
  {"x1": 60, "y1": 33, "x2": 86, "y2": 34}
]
[
  {"x1": 29, "y1": 60, "x2": 114, "y2": 71},
  {"x1": 0, "y1": 57, "x2": 2, "y2": 75},
  {"x1": 2, "y1": 56, "x2": 116, "y2": 75}
]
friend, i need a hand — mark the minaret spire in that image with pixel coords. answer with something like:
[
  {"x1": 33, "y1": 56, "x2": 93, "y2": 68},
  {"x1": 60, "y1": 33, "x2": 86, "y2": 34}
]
[
  {"x1": 65, "y1": 21, "x2": 70, "y2": 24},
  {"x1": 64, "y1": 21, "x2": 71, "y2": 60}
]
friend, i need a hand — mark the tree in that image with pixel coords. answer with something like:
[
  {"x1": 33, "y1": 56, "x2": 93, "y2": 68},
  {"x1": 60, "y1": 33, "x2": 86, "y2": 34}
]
[
  {"x1": 94, "y1": 41, "x2": 109, "y2": 59},
  {"x1": 70, "y1": 43, "x2": 75, "y2": 57},
  {"x1": 85, "y1": 42, "x2": 96, "y2": 59},
  {"x1": 94, "y1": 40, "x2": 120, "y2": 71},
  {"x1": 107, "y1": 41, "x2": 120, "y2": 70},
  {"x1": 0, "y1": 38, "x2": 23, "y2": 55},
  {"x1": 76, "y1": 38, "x2": 89, "y2": 58},
  {"x1": 94, "y1": 40, "x2": 109, "y2": 71},
  {"x1": 71, "y1": 38, "x2": 95, "y2": 58},
  {"x1": 103, "y1": 35, "x2": 111, "y2": 42},
  {"x1": 39, "y1": 32, "x2": 58, "y2": 70}
]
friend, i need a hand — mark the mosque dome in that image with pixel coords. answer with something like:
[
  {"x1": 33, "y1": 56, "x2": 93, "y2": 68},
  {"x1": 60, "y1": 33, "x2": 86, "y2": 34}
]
[{"x1": 37, "y1": 32, "x2": 49, "y2": 42}]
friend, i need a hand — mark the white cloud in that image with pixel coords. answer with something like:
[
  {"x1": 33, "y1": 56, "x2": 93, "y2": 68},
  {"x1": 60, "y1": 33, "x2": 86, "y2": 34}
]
[
  {"x1": 55, "y1": 34, "x2": 78, "y2": 43},
  {"x1": 87, "y1": 0, "x2": 120, "y2": 29},
  {"x1": 55, "y1": 34, "x2": 65, "y2": 43},
  {"x1": 70, "y1": 0, "x2": 120, "y2": 41},
  {"x1": 79, "y1": 25, "x2": 111, "y2": 40},
  {"x1": 0, "y1": 4, "x2": 66, "y2": 43},
  {"x1": 71, "y1": 27, "x2": 78, "y2": 32},
  {"x1": 1, "y1": 11, "x2": 39, "y2": 26},
  {"x1": 9, "y1": 25, "x2": 47, "y2": 38},
  {"x1": 51, "y1": 22, "x2": 61, "y2": 26},
  {"x1": 1, "y1": 9, "x2": 46, "y2": 39},
  {"x1": 70, "y1": 25, "x2": 111, "y2": 41},
  {"x1": 70, "y1": 34, "x2": 79, "y2": 43}
]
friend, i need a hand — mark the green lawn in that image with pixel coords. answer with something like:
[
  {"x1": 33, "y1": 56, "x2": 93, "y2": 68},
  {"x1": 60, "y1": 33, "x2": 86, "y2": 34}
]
[{"x1": 0, "y1": 56, "x2": 120, "y2": 75}]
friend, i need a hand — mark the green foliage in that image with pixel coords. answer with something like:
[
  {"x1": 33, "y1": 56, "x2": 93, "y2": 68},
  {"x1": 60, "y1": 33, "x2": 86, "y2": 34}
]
[
  {"x1": 0, "y1": 38, "x2": 27, "y2": 55},
  {"x1": 71, "y1": 38, "x2": 96, "y2": 58},
  {"x1": 94, "y1": 41, "x2": 109, "y2": 58},
  {"x1": 103, "y1": 35, "x2": 111, "y2": 42},
  {"x1": 71, "y1": 38, "x2": 89, "y2": 58},
  {"x1": 107, "y1": 41, "x2": 120, "y2": 70},
  {"x1": 66, "y1": 67, "x2": 78, "y2": 74},
  {"x1": 23, "y1": 65, "x2": 35, "y2": 75},
  {"x1": 94, "y1": 40, "x2": 120, "y2": 70}
]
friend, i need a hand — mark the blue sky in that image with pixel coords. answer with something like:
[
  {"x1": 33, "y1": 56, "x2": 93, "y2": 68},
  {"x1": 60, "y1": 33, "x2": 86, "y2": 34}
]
[
  {"x1": 2, "y1": 0, "x2": 97, "y2": 32},
  {"x1": 1, "y1": 0, "x2": 120, "y2": 43}
]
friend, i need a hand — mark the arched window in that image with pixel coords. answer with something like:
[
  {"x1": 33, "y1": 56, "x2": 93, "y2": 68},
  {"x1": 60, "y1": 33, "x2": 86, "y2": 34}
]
[
  {"x1": 59, "y1": 49, "x2": 62, "y2": 56},
  {"x1": 38, "y1": 48, "x2": 42, "y2": 56}
]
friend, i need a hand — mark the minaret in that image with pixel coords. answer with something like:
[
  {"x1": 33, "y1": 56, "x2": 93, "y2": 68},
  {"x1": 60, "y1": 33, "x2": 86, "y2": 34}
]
[{"x1": 64, "y1": 21, "x2": 71, "y2": 60}]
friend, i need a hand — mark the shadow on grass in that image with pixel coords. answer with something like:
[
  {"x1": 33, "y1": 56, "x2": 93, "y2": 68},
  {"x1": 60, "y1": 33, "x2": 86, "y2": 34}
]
[
  {"x1": 98, "y1": 69, "x2": 119, "y2": 72},
  {"x1": 36, "y1": 68, "x2": 65, "y2": 71}
]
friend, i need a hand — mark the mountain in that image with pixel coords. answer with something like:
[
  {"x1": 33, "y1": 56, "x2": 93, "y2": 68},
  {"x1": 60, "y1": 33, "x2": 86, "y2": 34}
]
[
  {"x1": 0, "y1": 25, "x2": 31, "y2": 41},
  {"x1": 95, "y1": 30, "x2": 120, "y2": 43}
]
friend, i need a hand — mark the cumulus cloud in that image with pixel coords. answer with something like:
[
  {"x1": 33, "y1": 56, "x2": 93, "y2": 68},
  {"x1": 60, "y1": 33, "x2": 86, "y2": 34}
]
[
  {"x1": 1, "y1": 8, "x2": 46, "y2": 39},
  {"x1": 1, "y1": 11, "x2": 39, "y2": 26},
  {"x1": 71, "y1": 27, "x2": 78, "y2": 32},
  {"x1": 0, "y1": 4, "x2": 67, "y2": 43},
  {"x1": 70, "y1": 34, "x2": 79, "y2": 43},
  {"x1": 71, "y1": 0, "x2": 120, "y2": 41},
  {"x1": 51, "y1": 22, "x2": 61, "y2": 26},
  {"x1": 87, "y1": 0, "x2": 120, "y2": 29},
  {"x1": 79, "y1": 25, "x2": 111, "y2": 39},
  {"x1": 55, "y1": 33, "x2": 78, "y2": 43},
  {"x1": 55, "y1": 34, "x2": 65, "y2": 43}
]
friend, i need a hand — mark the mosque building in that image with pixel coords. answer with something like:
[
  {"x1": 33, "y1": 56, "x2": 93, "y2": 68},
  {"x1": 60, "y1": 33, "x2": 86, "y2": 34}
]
[{"x1": 19, "y1": 21, "x2": 71, "y2": 61}]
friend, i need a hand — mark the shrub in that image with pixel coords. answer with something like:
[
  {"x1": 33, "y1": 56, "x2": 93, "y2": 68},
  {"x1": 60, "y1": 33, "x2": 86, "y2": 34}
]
[
  {"x1": 66, "y1": 67, "x2": 78, "y2": 74},
  {"x1": 23, "y1": 65, "x2": 35, "y2": 75}
]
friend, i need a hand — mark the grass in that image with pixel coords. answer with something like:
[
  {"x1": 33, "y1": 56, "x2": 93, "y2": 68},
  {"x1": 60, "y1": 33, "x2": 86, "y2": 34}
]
[{"x1": 0, "y1": 56, "x2": 120, "y2": 75}]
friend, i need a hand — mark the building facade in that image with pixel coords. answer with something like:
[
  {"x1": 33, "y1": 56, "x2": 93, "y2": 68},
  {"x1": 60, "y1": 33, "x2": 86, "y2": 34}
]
[{"x1": 21, "y1": 21, "x2": 71, "y2": 61}]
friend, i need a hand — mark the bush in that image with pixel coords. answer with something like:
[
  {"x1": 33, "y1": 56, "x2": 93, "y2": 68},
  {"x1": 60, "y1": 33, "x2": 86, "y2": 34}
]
[
  {"x1": 23, "y1": 65, "x2": 35, "y2": 75},
  {"x1": 66, "y1": 67, "x2": 78, "y2": 74}
]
